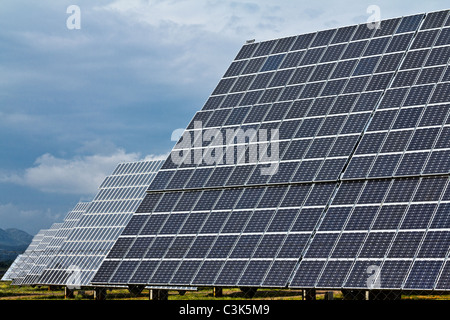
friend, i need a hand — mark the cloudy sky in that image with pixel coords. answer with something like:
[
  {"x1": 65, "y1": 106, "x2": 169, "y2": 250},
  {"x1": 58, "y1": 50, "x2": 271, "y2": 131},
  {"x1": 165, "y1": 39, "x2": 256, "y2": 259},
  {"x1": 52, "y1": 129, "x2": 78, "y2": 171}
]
[{"x1": 0, "y1": 0, "x2": 448, "y2": 234}]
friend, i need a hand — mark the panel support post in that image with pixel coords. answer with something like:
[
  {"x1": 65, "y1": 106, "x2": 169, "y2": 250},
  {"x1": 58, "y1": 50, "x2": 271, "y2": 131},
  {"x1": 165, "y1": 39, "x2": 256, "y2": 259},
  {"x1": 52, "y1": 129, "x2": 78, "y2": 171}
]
[
  {"x1": 149, "y1": 289, "x2": 168, "y2": 300},
  {"x1": 94, "y1": 287, "x2": 107, "y2": 301},
  {"x1": 213, "y1": 287, "x2": 223, "y2": 298},
  {"x1": 303, "y1": 289, "x2": 316, "y2": 300},
  {"x1": 324, "y1": 291, "x2": 334, "y2": 300},
  {"x1": 128, "y1": 285, "x2": 145, "y2": 297},
  {"x1": 64, "y1": 287, "x2": 75, "y2": 299}
]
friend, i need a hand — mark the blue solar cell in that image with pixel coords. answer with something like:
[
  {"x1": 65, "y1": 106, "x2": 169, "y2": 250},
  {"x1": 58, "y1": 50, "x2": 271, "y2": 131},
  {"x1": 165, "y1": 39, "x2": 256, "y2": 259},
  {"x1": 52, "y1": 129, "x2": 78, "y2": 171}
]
[
  {"x1": 317, "y1": 260, "x2": 353, "y2": 288},
  {"x1": 375, "y1": 18, "x2": 401, "y2": 37},
  {"x1": 396, "y1": 14, "x2": 423, "y2": 34},
  {"x1": 331, "y1": 25, "x2": 357, "y2": 44},
  {"x1": 192, "y1": 260, "x2": 223, "y2": 285},
  {"x1": 272, "y1": 36, "x2": 296, "y2": 54},
  {"x1": 300, "y1": 47, "x2": 326, "y2": 65},
  {"x1": 359, "y1": 232, "x2": 395, "y2": 258},
  {"x1": 379, "y1": 260, "x2": 411, "y2": 289},
  {"x1": 242, "y1": 57, "x2": 266, "y2": 74},
  {"x1": 400, "y1": 204, "x2": 436, "y2": 229},
  {"x1": 417, "y1": 231, "x2": 450, "y2": 258},
  {"x1": 224, "y1": 60, "x2": 248, "y2": 77},
  {"x1": 253, "y1": 234, "x2": 285, "y2": 258},
  {"x1": 170, "y1": 260, "x2": 202, "y2": 285},
  {"x1": 421, "y1": 10, "x2": 449, "y2": 30},
  {"x1": 353, "y1": 56, "x2": 380, "y2": 75},
  {"x1": 290, "y1": 260, "x2": 325, "y2": 288},
  {"x1": 320, "y1": 44, "x2": 346, "y2": 62},
  {"x1": 267, "y1": 209, "x2": 298, "y2": 232},
  {"x1": 319, "y1": 207, "x2": 352, "y2": 231},
  {"x1": 253, "y1": 40, "x2": 277, "y2": 57},
  {"x1": 388, "y1": 231, "x2": 424, "y2": 258},
  {"x1": 277, "y1": 234, "x2": 309, "y2": 258},
  {"x1": 343, "y1": 260, "x2": 382, "y2": 288},
  {"x1": 372, "y1": 205, "x2": 407, "y2": 230},
  {"x1": 186, "y1": 235, "x2": 216, "y2": 257},
  {"x1": 345, "y1": 206, "x2": 379, "y2": 231},
  {"x1": 207, "y1": 235, "x2": 238, "y2": 258},
  {"x1": 280, "y1": 51, "x2": 305, "y2": 69},
  {"x1": 291, "y1": 33, "x2": 315, "y2": 50},
  {"x1": 244, "y1": 210, "x2": 274, "y2": 233},
  {"x1": 215, "y1": 260, "x2": 247, "y2": 286},
  {"x1": 330, "y1": 60, "x2": 358, "y2": 79},
  {"x1": 238, "y1": 260, "x2": 272, "y2": 287},
  {"x1": 364, "y1": 37, "x2": 390, "y2": 56},
  {"x1": 290, "y1": 208, "x2": 323, "y2": 232},
  {"x1": 329, "y1": 229, "x2": 364, "y2": 255},
  {"x1": 261, "y1": 54, "x2": 285, "y2": 71},
  {"x1": 342, "y1": 41, "x2": 368, "y2": 59},
  {"x1": 401, "y1": 49, "x2": 429, "y2": 70},
  {"x1": 263, "y1": 260, "x2": 297, "y2": 287},
  {"x1": 230, "y1": 76, "x2": 255, "y2": 93},
  {"x1": 235, "y1": 43, "x2": 258, "y2": 60},
  {"x1": 404, "y1": 260, "x2": 443, "y2": 290}
]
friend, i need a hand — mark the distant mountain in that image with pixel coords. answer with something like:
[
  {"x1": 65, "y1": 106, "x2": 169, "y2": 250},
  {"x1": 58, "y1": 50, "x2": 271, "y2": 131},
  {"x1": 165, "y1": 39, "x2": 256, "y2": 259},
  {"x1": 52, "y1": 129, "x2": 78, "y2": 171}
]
[{"x1": 0, "y1": 228, "x2": 33, "y2": 262}]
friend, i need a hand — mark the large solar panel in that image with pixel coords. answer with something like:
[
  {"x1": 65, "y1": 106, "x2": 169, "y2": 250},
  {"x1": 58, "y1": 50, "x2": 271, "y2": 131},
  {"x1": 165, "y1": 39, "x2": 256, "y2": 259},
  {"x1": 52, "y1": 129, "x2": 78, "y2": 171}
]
[
  {"x1": 9, "y1": 225, "x2": 62, "y2": 286},
  {"x1": 94, "y1": 10, "x2": 449, "y2": 292},
  {"x1": 19, "y1": 202, "x2": 89, "y2": 286},
  {"x1": 36, "y1": 160, "x2": 164, "y2": 287},
  {"x1": 1, "y1": 230, "x2": 46, "y2": 282}
]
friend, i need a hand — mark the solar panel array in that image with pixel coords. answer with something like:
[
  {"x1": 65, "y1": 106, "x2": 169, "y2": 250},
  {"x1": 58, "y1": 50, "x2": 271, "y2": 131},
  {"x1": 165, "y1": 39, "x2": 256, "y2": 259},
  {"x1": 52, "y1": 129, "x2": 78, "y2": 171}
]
[
  {"x1": 2, "y1": 230, "x2": 46, "y2": 282},
  {"x1": 93, "y1": 10, "x2": 450, "y2": 292},
  {"x1": 20, "y1": 202, "x2": 89, "y2": 286},
  {"x1": 36, "y1": 160, "x2": 164, "y2": 287},
  {"x1": 9, "y1": 225, "x2": 62, "y2": 286}
]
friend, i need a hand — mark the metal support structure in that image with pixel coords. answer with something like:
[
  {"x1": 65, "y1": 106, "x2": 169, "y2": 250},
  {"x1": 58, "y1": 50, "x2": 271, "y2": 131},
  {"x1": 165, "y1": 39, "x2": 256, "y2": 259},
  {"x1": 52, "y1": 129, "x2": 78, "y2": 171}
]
[
  {"x1": 149, "y1": 289, "x2": 168, "y2": 300},
  {"x1": 213, "y1": 287, "x2": 223, "y2": 298},
  {"x1": 128, "y1": 285, "x2": 145, "y2": 297},
  {"x1": 303, "y1": 289, "x2": 316, "y2": 300},
  {"x1": 64, "y1": 287, "x2": 75, "y2": 299},
  {"x1": 94, "y1": 287, "x2": 107, "y2": 301}
]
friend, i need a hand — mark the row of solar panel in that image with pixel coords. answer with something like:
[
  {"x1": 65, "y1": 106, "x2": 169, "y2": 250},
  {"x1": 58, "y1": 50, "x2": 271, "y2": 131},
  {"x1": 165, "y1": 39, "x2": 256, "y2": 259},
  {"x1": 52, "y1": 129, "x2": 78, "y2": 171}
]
[
  {"x1": 180, "y1": 106, "x2": 449, "y2": 153},
  {"x1": 233, "y1": 12, "x2": 449, "y2": 62},
  {"x1": 111, "y1": 160, "x2": 164, "y2": 176},
  {"x1": 222, "y1": 33, "x2": 450, "y2": 87},
  {"x1": 103, "y1": 229, "x2": 449, "y2": 269},
  {"x1": 94, "y1": 254, "x2": 449, "y2": 290},
  {"x1": 142, "y1": 176, "x2": 449, "y2": 218},
  {"x1": 93, "y1": 186, "x2": 148, "y2": 202},
  {"x1": 204, "y1": 67, "x2": 449, "y2": 113},
  {"x1": 99, "y1": 173, "x2": 157, "y2": 189},
  {"x1": 292, "y1": 258, "x2": 449, "y2": 289}
]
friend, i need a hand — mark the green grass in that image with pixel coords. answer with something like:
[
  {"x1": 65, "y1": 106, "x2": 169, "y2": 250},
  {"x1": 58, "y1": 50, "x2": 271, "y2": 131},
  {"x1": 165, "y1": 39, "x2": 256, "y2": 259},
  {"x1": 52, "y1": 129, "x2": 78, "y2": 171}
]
[{"x1": 1, "y1": 281, "x2": 449, "y2": 300}]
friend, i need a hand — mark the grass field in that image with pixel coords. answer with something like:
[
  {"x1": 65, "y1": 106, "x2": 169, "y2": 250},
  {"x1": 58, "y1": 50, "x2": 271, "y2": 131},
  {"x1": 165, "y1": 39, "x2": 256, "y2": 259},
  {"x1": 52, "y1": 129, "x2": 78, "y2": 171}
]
[{"x1": 1, "y1": 281, "x2": 449, "y2": 300}]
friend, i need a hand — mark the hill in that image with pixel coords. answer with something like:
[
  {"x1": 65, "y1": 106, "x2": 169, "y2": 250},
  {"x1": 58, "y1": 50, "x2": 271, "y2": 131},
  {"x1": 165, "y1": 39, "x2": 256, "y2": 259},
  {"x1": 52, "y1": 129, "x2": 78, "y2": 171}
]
[{"x1": 0, "y1": 228, "x2": 33, "y2": 262}]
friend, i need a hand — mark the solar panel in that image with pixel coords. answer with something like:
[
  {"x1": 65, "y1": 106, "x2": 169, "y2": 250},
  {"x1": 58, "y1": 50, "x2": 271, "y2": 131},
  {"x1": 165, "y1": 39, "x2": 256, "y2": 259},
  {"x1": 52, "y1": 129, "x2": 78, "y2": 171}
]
[
  {"x1": 2, "y1": 230, "x2": 46, "y2": 282},
  {"x1": 17, "y1": 202, "x2": 89, "y2": 286},
  {"x1": 34, "y1": 160, "x2": 164, "y2": 287},
  {"x1": 93, "y1": 9, "x2": 450, "y2": 293},
  {"x1": 8, "y1": 224, "x2": 63, "y2": 286}
]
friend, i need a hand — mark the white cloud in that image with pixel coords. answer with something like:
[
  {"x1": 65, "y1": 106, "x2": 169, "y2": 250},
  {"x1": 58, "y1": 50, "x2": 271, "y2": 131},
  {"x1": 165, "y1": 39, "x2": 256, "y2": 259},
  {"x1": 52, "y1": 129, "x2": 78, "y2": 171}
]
[
  {"x1": 0, "y1": 203, "x2": 61, "y2": 235},
  {"x1": 1, "y1": 149, "x2": 168, "y2": 195}
]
